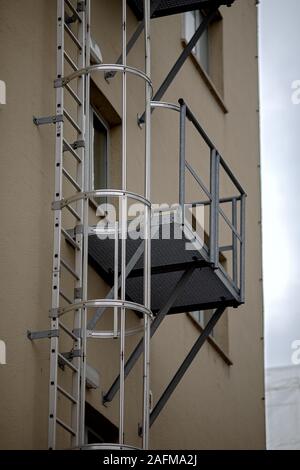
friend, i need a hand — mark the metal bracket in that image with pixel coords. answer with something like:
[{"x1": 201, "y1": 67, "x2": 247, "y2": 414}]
[
  {"x1": 54, "y1": 78, "x2": 64, "y2": 88},
  {"x1": 49, "y1": 308, "x2": 60, "y2": 318},
  {"x1": 73, "y1": 139, "x2": 85, "y2": 149},
  {"x1": 74, "y1": 287, "x2": 83, "y2": 299},
  {"x1": 63, "y1": 139, "x2": 85, "y2": 152},
  {"x1": 27, "y1": 329, "x2": 59, "y2": 340},
  {"x1": 62, "y1": 349, "x2": 82, "y2": 361},
  {"x1": 75, "y1": 224, "x2": 84, "y2": 235},
  {"x1": 65, "y1": 13, "x2": 76, "y2": 24},
  {"x1": 33, "y1": 114, "x2": 63, "y2": 126},
  {"x1": 72, "y1": 328, "x2": 81, "y2": 339},
  {"x1": 77, "y1": 1, "x2": 86, "y2": 12},
  {"x1": 51, "y1": 200, "x2": 62, "y2": 211}
]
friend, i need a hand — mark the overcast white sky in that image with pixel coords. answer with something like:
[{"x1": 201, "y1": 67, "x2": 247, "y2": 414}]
[{"x1": 259, "y1": 0, "x2": 300, "y2": 367}]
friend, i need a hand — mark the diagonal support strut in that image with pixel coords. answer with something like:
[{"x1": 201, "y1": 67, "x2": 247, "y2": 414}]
[
  {"x1": 87, "y1": 239, "x2": 146, "y2": 330},
  {"x1": 149, "y1": 306, "x2": 225, "y2": 427},
  {"x1": 138, "y1": 5, "x2": 219, "y2": 124},
  {"x1": 104, "y1": 0, "x2": 162, "y2": 80},
  {"x1": 102, "y1": 266, "x2": 196, "y2": 404}
]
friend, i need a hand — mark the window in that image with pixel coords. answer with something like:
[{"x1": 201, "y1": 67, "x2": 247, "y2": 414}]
[
  {"x1": 182, "y1": 10, "x2": 225, "y2": 100},
  {"x1": 190, "y1": 310, "x2": 215, "y2": 336},
  {"x1": 184, "y1": 10, "x2": 209, "y2": 74},
  {"x1": 90, "y1": 107, "x2": 109, "y2": 193}
]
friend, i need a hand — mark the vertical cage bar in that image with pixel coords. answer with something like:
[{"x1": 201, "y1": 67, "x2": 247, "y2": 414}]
[
  {"x1": 114, "y1": 222, "x2": 119, "y2": 338},
  {"x1": 232, "y1": 197, "x2": 238, "y2": 287},
  {"x1": 79, "y1": 0, "x2": 91, "y2": 446},
  {"x1": 240, "y1": 194, "x2": 246, "y2": 302},
  {"x1": 48, "y1": 0, "x2": 65, "y2": 450},
  {"x1": 209, "y1": 149, "x2": 219, "y2": 268},
  {"x1": 179, "y1": 101, "x2": 186, "y2": 223},
  {"x1": 119, "y1": 0, "x2": 127, "y2": 445},
  {"x1": 142, "y1": 0, "x2": 151, "y2": 451}
]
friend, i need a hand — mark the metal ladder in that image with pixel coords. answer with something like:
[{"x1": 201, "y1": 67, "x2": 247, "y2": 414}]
[{"x1": 48, "y1": 0, "x2": 89, "y2": 449}]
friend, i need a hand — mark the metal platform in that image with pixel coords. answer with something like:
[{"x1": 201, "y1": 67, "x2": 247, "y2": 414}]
[
  {"x1": 88, "y1": 214, "x2": 241, "y2": 315},
  {"x1": 127, "y1": 0, "x2": 235, "y2": 20}
]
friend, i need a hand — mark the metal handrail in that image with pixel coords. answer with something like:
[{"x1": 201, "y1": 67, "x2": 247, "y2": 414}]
[{"x1": 178, "y1": 99, "x2": 246, "y2": 299}]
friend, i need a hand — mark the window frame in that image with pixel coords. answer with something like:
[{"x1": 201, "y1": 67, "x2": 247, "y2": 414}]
[
  {"x1": 181, "y1": 10, "x2": 228, "y2": 113},
  {"x1": 182, "y1": 10, "x2": 209, "y2": 74}
]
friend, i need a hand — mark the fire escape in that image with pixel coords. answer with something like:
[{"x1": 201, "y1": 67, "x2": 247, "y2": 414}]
[{"x1": 28, "y1": 0, "x2": 245, "y2": 450}]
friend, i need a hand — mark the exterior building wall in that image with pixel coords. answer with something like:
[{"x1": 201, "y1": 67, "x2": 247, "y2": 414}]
[{"x1": 0, "y1": 0, "x2": 265, "y2": 449}]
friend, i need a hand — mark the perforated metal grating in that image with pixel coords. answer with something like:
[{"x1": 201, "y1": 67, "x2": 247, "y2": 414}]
[
  {"x1": 88, "y1": 219, "x2": 241, "y2": 314},
  {"x1": 127, "y1": 0, "x2": 235, "y2": 20}
]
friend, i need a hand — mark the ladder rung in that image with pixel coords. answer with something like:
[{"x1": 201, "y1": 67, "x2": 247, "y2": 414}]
[
  {"x1": 63, "y1": 138, "x2": 82, "y2": 162},
  {"x1": 63, "y1": 109, "x2": 82, "y2": 134},
  {"x1": 56, "y1": 417, "x2": 76, "y2": 436},
  {"x1": 61, "y1": 227, "x2": 79, "y2": 250},
  {"x1": 62, "y1": 167, "x2": 82, "y2": 192},
  {"x1": 59, "y1": 290, "x2": 73, "y2": 304},
  {"x1": 59, "y1": 321, "x2": 78, "y2": 341},
  {"x1": 65, "y1": 83, "x2": 82, "y2": 106},
  {"x1": 64, "y1": 23, "x2": 82, "y2": 50},
  {"x1": 64, "y1": 51, "x2": 79, "y2": 72},
  {"x1": 57, "y1": 384, "x2": 77, "y2": 404},
  {"x1": 66, "y1": 204, "x2": 81, "y2": 222},
  {"x1": 58, "y1": 352, "x2": 79, "y2": 373},
  {"x1": 64, "y1": 0, "x2": 82, "y2": 23},
  {"x1": 61, "y1": 258, "x2": 80, "y2": 280}
]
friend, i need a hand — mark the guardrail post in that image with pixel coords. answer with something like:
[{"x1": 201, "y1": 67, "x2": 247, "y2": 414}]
[
  {"x1": 210, "y1": 149, "x2": 219, "y2": 268},
  {"x1": 240, "y1": 194, "x2": 246, "y2": 302},
  {"x1": 232, "y1": 197, "x2": 238, "y2": 287}
]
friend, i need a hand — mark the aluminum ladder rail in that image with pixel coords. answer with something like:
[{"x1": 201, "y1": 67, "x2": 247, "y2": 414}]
[{"x1": 48, "y1": 0, "x2": 90, "y2": 450}]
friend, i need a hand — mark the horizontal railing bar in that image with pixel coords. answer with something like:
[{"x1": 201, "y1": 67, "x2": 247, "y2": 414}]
[
  {"x1": 58, "y1": 353, "x2": 78, "y2": 373},
  {"x1": 62, "y1": 167, "x2": 82, "y2": 192},
  {"x1": 219, "y1": 207, "x2": 242, "y2": 242},
  {"x1": 61, "y1": 258, "x2": 80, "y2": 280},
  {"x1": 63, "y1": 109, "x2": 82, "y2": 134},
  {"x1": 187, "y1": 195, "x2": 242, "y2": 207},
  {"x1": 65, "y1": 83, "x2": 82, "y2": 106},
  {"x1": 56, "y1": 417, "x2": 76, "y2": 436},
  {"x1": 64, "y1": 51, "x2": 78, "y2": 72},
  {"x1": 61, "y1": 227, "x2": 79, "y2": 250},
  {"x1": 59, "y1": 290, "x2": 72, "y2": 305},
  {"x1": 185, "y1": 161, "x2": 212, "y2": 200},
  {"x1": 63, "y1": 138, "x2": 81, "y2": 162},
  {"x1": 59, "y1": 321, "x2": 78, "y2": 341},
  {"x1": 64, "y1": 23, "x2": 82, "y2": 50},
  {"x1": 57, "y1": 384, "x2": 77, "y2": 404},
  {"x1": 64, "y1": 0, "x2": 82, "y2": 23}
]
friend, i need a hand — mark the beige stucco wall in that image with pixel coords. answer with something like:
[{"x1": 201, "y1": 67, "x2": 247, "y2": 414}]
[{"x1": 0, "y1": 0, "x2": 265, "y2": 449}]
